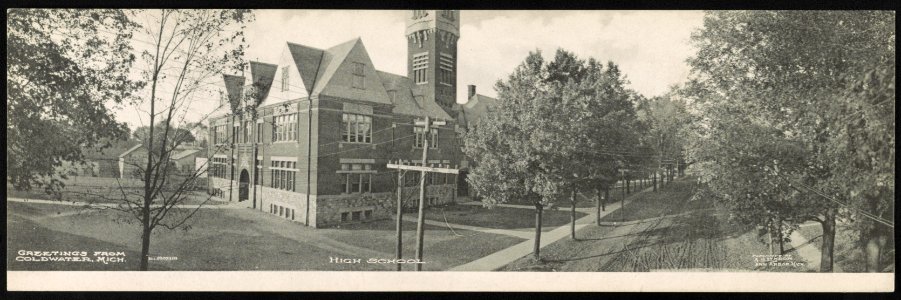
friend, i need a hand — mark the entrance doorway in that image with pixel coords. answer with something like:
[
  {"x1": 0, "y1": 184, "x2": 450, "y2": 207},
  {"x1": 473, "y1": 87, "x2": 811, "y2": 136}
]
[{"x1": 239, "y1": 169, "x2": 249, "y2": 202}]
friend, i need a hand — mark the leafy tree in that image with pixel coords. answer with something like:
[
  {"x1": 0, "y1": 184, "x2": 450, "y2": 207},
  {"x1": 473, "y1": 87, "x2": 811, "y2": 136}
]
[
  {"x1": 685, "y1": 11, "x2": 894, "y2": 272},
  {"x1": 464, "y1": 49, "x2": 640, "y2": 257},
  {"x1": 636, "y1": 93, "x2": 692, "y2": 191},
  {"x1": 7, "y1": 9, "x2": 142, "y2": 192},
  {"x1": 133, "y1": 122, "x2": 198, "y2": 147}
]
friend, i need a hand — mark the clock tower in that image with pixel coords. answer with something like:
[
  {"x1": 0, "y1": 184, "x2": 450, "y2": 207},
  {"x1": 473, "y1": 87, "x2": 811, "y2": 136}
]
[{"x1": 406, "y1": 10, "x2": 459, "y2": 116}]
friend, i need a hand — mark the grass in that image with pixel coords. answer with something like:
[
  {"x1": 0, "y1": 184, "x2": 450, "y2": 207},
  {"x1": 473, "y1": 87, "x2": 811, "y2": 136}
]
[
  {"x1": 8, "y1": 184, "x2": 225, "y2": 206},
  {"x1": 424, "y1": 204, "x2": 586, "y2": 231},
  {"x1": 502, "y1": 178, "x2": 807, "y2": 272},
  {"x1": 7, "y1": 201, "x2": 523, "y2": 271},
  {"x1": 598, "y1": 179, "x2": 699, "y2": 222}
]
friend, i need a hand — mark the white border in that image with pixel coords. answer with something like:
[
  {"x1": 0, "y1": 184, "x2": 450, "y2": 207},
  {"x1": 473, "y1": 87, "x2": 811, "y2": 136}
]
[{"x1": 6, "y1": 271, "x2": 894, "y2": 292}]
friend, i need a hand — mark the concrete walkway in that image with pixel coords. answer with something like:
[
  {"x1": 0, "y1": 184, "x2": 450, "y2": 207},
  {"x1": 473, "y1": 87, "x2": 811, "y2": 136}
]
[
  {"x1": 395, "y1": 215, "x2": 535, "y2": 240},
  {"x1": 449, "y1": 185, "x2": 655, "y2": 271},
  {"x1": 8, "y1": 197, "x2": 244, "y2": 210}
]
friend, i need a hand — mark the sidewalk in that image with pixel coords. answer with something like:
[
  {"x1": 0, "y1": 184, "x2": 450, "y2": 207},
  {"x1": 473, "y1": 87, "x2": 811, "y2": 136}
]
[
  {"x1": 449, "y1": 185, "x2": 655, "y2": 271},
  {"x1": 395, "y1": 215, "x2": 535, "y2": 239}
]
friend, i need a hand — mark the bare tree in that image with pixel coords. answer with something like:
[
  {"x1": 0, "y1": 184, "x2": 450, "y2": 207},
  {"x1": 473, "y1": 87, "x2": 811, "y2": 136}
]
[{"x1": 115, "y1": 9, "x2": 252, "y2": 271}]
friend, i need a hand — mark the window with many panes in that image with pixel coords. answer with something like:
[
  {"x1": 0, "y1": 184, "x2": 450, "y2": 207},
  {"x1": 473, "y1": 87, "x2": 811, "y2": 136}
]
[
  {"x1": 272, "y1": 114, "x2": 297, "y2": 142},
  {"x1": 211, "y1": 157, "x2": 228, "y2": 178},
  {"x1": 338, "y1": 163, "x2": 372, "y2": 194},
  {"x1": 413, "y1": 52, "x2": 428, "y2": 84},
  {"x1": 414, "y1": 126, "x2": 438, "y2": 148},
  {"x1": 213, "y1": 125, "x2": 228, "y2": 145},
  {"x1": 352, "y1": 62, "x2": 365, "y2": 89},
  {"x1": 341, "y1": 113, "x2": 371, "y2": 143},
  {"x1": 270, "y1": 160, "x2": 297, "y2": 191},
  {"x1": 243, "y1": 121, "x2": 252, "y2": 143}
]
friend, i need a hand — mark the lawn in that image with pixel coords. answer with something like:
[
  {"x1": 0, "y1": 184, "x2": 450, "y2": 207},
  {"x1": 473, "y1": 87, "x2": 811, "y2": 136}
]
[
  {"x1": 324, "y1": 221, "x2": 524, "y2": 271},
  {"x1": 598, "y1": 179, "x2": 699, "y2": 222},
  {"x1": 501, "y1": 177, "x2": 808, "y2": 272},
  {"x1": 7, "y1": 201, "x2": 523, "y2": 271},
  {"x1": 8, "y1": 184, "x2": 226, "y2": 206},
  {"x1": 424, "y1": 204, "x2": 586, "y2": 231}
]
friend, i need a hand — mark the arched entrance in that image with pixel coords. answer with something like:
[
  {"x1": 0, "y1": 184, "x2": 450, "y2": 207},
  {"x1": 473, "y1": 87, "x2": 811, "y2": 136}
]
[{"x1": 239, "y1": 169, "x2": 249, "y2": 202}]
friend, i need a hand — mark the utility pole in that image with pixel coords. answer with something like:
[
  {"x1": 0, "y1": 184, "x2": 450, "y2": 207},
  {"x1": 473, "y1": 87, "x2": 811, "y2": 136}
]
[
  {"x1": 415, "y1": 116, "x2": 430, "y2": 271},
  {"x1": 395, "y1": 165, "x2": 404, "y2": 271},
  {"x1": 387, "y1": 118, "x2": 454, "y2": 272}
]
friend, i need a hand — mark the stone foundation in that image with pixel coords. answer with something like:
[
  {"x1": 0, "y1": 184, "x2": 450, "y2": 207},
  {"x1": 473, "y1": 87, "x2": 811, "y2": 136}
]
[{"x1": 209, "y1": 178, "x2": 455, "y2": 228}]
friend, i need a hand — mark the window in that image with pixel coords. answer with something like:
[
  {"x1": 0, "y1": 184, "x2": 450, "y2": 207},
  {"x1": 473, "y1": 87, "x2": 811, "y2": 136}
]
[
  {"x1": 213, "y1": 125, "x2": 228, "y2": 145},
  {"x1": 341, "y1": 173, "x2": 372, "y2": 194},
  {"x1": 414, "y1": 126, "x2": 438, "y2": 148},
  {"x1": 256, "y1": 122, "x2": 263, "y2": 143},
  {"x1": 364, "y1": 210, "x2": 372, "y2": 220},
  {"x1": 341, "y1": 212, "x2": 349, "y2": 222},
  {"x1": 352, "y1": 62, "x2": 365, "y2": 89},
  {"x1": 270, "y1": 160, "x2": 297, "y2": 191},
  {"x1": 339, "y1": 163, "x2": 372, "y2": 194},
  {"x1": 281, "y1": 66, "x2": 289, "y2": 92},
  {"x1": 243, "y1": 121, "x2": 252, "y2": 143},
  {"x1": 439, "y1": 53, "x2": 453, "y2": 85},
  {"x1": 413, "y1": 53, "x2": 428, "y2": 84},
  {"x1": 341, "y1": 113, "x2": 372, "y2": 143},
  {"x1": 211, "y1": 157, "x2": 228, "y2": 178},
  {"x1": 352, "y1": 211, "x2": 362, "y2": 221},
  {"x1": 232, "y1": 125, "x2": 239, "y2": 144},
  {"x1": 273, "y1": 113, "x2": 297, "y2": 142}
]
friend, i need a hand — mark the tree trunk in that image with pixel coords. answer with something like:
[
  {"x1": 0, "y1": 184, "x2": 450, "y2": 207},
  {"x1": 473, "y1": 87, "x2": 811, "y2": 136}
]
[
  {"x1": 533, "y1": 203, "x2": 543, "y2": 260},
  {"x1": 820, "y1": 208, "x2": 837, "y2": 272},
  {"x1": 864, "y1": 234, "x2": 888, "y2": 272},
  {"x1": 777, "y1": 218, "x2": 784, "y2": 255},
  {"x1": 628, "y1": 179, "x2": 633, "y2": 194},
  {"x1": 595, "y1": 189, "x2": 601, "y2": 226},
  {"x1": 570, "y1": 190, "x2": 577, "y2": 240},
  {"x1": 653, "y1": 172, "x2": 657, "y2": 191},
  {"x1": 139, "y1": 216, "x2": 151, "y2": 271},
  {"x1": 863, "y1": 194, "x2": 889, "y2": 272},
  {"x1": 603, "y1": 189, "x2": 609, "y2": 212}
]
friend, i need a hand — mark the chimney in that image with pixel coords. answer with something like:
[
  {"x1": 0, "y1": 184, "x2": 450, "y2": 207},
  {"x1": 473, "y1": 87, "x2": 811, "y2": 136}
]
[{"x1": 467, "y1": 85, "x2": 476, "y2": 99}]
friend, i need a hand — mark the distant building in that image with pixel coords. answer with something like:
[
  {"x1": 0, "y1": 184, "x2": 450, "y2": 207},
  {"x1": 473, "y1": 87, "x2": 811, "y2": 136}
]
[
  {"x1": 119, "y1": 143, "x2": 204, "y2": 179},
  {"x1": 56, "y1": 140, "x2": 140, "y2": 178},
  {"x1": 207, "y1": 10, "x2": 470, "y2": 228}
]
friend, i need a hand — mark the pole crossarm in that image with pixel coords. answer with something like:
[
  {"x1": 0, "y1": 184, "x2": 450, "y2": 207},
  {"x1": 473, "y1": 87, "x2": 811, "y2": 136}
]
[{"x1": 387, "y1": 163, "x2": 459, "y2": 174}]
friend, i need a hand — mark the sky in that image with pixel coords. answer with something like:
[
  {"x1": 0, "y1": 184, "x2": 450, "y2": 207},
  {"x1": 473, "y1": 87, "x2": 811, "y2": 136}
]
[{"x1": 114, "y1": 10, "x2": 706, "y2": 129}]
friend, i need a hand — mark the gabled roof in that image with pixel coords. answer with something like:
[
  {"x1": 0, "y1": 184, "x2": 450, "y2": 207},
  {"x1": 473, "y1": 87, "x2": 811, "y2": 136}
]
[
  {"x1": 458, "y1": 94, "x2": 498, "y2": 128},
  {"x1": 171, "y1": 149, "x2": 201, "y2": 160},
  {"x1": 311, "y1": 38, "x2": 358, "y2": 96},
  {"x1": 222, "y1": 74, "x2": 245, "y2": 112},
  {"x1": 286, "y1": 42, "x2": 324, "y2": 94},
  {"x1": 249, "y1": 61, "x2": 278, "y2": 104},
  {"x1": 376, "y1": 70, "x2": 452, "y2": 120}
]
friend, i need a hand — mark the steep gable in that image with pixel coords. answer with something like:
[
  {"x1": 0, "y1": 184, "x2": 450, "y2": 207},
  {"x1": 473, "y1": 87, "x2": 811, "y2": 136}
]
[
  {"x1": 313, "y1": 38, "x2": 392, "y2": 105},
  {"x1": 249, "y1": 61, "x2": 278, "y2": 105},
  {"x1": 377, "y1": 70, "x2": 452, "y2": 120},
  {"x1": 287, "y1": 42, "x2": 324, "y2": 94}
]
